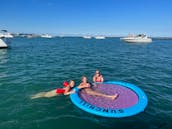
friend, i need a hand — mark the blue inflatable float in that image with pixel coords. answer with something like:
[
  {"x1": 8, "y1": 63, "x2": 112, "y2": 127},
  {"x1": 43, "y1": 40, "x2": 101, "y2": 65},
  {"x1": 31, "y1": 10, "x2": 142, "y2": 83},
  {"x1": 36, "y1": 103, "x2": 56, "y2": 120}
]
[{"x1": 70, "y1": 81, "x2": 148, "y2": 118}]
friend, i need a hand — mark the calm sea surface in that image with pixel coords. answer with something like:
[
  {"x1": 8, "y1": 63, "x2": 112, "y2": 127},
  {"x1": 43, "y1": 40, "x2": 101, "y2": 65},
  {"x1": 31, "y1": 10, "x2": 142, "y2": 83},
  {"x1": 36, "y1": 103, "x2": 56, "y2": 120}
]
[{"x1": 0, "y1": 37, "x2": 172, "y2": 129}]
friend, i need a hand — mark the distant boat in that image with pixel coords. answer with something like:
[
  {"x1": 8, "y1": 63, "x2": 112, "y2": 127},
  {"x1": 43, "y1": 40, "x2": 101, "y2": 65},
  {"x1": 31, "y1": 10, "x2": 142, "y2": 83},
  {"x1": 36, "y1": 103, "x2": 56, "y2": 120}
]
[
  {"x1": 94, "y1": 36, "x2": 105, "y2": 39},
  {"x1": 27, "y1": 35, "x2": 34, "y2": 38},
  {"x1": 0, "y1": 38, "x2": 8, "y2": 48},
  {"x1": 120, "y1": 34, "x2": 152, "y2": 43},
  {"x1": 41, "y1": 34, "x2": 52, "y2": 38},
  {"x1": 0, "y1": 30, "x2": 13, "y2": 38},
  {"x1": 83, "y1": 35, "x2": 92, "y2": 39}
]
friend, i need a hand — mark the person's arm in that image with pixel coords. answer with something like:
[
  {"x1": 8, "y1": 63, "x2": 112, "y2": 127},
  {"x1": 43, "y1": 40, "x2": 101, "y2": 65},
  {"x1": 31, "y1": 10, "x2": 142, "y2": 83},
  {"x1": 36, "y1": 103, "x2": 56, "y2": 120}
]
[
  {"x1": 78, "y1": 83, "x2": 90, "y2": 89},
  {"x1": 101, "y1": 75, "x2": 104, "y2": 82},
  {"x1": 63, "y1": 86, "x2": 73, "y2": 95},
  {"x1": 64, "y1": 90, "x2": 75, "y2": 95},
  {"x1": 93, "y1": 75, "x2": 96, "y2": 82}
]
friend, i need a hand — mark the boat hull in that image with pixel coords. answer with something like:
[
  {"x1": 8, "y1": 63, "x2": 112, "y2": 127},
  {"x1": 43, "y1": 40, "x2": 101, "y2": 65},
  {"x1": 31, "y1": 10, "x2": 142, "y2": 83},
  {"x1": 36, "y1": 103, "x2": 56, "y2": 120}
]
[
  {"x1": 0, "y1": 38, "x2": 8, "y2": 48},
  {"x1": 124, "y1": 38, "x2": 152, "y2": 43},
  {"x1": 95, "y1": 36, "x2": 105, "y2": 39},
  {"x1": 121, "y1": 34, "x2": 152, "y2": 43}
]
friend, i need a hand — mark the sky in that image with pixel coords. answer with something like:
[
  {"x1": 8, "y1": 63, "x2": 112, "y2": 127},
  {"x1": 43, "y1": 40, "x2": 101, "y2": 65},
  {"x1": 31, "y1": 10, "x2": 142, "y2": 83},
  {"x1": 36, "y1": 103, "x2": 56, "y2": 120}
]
[{"x1": 0, "y1": 0, "x2": 172, "y2": 36}]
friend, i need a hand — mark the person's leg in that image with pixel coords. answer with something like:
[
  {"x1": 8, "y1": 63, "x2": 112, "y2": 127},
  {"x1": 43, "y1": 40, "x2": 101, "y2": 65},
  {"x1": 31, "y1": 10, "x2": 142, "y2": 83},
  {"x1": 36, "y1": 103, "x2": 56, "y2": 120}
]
[
  {"x1": 85, "y1": 89, "x2": 118, "y2": 100},
  {"x1": 31, "y1": 89, "x2": 58, "y2": 99},
  {"x1": 44, "y1": 89, "x2": 59, "y2": 97}
]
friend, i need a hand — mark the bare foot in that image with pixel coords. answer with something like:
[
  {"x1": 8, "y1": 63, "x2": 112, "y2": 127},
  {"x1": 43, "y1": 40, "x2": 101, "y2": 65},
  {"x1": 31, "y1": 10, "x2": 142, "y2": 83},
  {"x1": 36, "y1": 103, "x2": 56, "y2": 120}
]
[{"x1": 110, "y1": 94, "x2": 118, "y2": 100}]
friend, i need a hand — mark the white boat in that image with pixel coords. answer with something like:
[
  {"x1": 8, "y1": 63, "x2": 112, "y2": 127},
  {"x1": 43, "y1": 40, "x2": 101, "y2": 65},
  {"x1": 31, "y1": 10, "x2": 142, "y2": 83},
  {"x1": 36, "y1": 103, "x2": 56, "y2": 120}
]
[
  {"x1": 0, "y1": 33, "x2": 13, "y2": 38},
  {"x1": 83, "y1": 36, "x2": 92, "y2": 39},
  {"x1": 41, "y1": 34, "x2": 52, "y2": 38},
  {"x1": 0, "y1": 30, "x2": 13, "y2": 38},
  {"x1": 95, "y1": 36, "x2": 105, "y2": 39},
  {"x1": 0, "y1": 38, "x2": 8, "y2": 48},
  {"x1": 120, "y1": 34, "x2": 152, "y2": 43}
]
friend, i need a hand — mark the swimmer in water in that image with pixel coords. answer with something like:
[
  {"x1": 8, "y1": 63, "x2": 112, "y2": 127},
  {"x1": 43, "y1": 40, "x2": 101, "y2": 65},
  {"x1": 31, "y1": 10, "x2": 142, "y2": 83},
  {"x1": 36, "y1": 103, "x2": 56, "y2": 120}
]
[{"x1": 31, "y1": 80, "x2": 75, "y2": 99}]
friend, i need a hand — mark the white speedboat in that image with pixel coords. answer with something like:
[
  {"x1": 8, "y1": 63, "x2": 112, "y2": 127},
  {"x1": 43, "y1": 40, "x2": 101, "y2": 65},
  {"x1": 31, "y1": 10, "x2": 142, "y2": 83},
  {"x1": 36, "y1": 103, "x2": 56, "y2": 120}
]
[
  {"x1": 95, "y1": 36, "x2": 105, "y2": 39},
  {"x1": 121, "y1": 34, "x2": 152, "y2": 43},
  {"x1": 83, "y1": 35, "x2": 92, "y2": 39},
  {"x1": 41, "y1": 34, "x2": 52, "y2": 38},
  {"x1": 0, "y1": 30, "x2": 13, "y2": 38},
  {"x1": 0, "y1": 33, "x2": 13, "y2": 38},
  {"x1": 0, "y1": 38, "x2": 8, "y2": 48}
]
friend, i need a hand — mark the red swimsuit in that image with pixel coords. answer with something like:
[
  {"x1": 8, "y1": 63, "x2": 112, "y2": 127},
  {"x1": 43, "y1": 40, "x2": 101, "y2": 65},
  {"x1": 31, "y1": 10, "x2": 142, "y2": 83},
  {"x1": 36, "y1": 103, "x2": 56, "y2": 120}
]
[
  {"x1": 56, "y1": 88, "x2": 65, "y2": 94},
  {"x1": 56, "y1": 81, "x2": 69, "y2": 94},
  {"x1": 95, "y1": 76, "x2": 102, "y2": 82}
]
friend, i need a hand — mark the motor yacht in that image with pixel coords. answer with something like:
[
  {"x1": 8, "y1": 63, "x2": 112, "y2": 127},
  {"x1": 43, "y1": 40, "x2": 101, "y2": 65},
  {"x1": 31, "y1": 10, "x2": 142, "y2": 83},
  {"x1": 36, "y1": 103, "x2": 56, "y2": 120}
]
[
  {"x1": 94, "y1": 36, "x2": 106, "y2": 39},
  {"x1": 83, "y1": 36, "x2": 92, "y2": 39},
  {"x1": 41, "y1": 34, "x2": 52, "y2": 38},
  {"x1": 120, "y1": 34, "x2": 152, "y2": 43}
]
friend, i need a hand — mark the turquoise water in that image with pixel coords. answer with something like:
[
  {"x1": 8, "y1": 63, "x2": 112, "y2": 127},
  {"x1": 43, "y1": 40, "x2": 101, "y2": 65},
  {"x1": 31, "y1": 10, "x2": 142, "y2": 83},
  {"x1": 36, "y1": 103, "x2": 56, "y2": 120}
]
[{"x1": 0, "y1": 37, "x2": 172, "y2": 129}]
